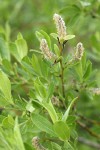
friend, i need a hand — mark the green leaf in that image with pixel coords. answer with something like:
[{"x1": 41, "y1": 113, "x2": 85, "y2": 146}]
[
  {"x1": 34, "y1": 78, "x2": 47, "y2": 100},
  {"x1": 2, "y1": 59, "x2": 13, "y2": 74},
  {"x1": 9, "y1": 42, "x2": 21, "y2": 62},
  {"x1": 0, "y1": 70, "x2": 13, "y2": 104},
  {"x1": 15, "y1": 33, "x2": 28, "y2": 59},
  {"x1": 83, "y1": 60, "x2": 92, "y2": 80},
  {"x1": 51, "y1": 142, "x2": 62, "y2": 150},
  {"x1": 91, "y1": 34, "x2": 100, "y2": 52},
  {"x1": 53, "y1": 121, "x2": 70, "y2": 141},
  {"x1": 5, "y1": 22, "x2": 11, "y2": 41},
  {"x1": 31, "y1": 113, "x2": 57, "y2": 137},
  {"x1": 35, "y1": 31, "x2": 44, "y2": 41},
  {"x1": 0, "y1": 37, "x2": 10, "y2": 61},
  {"x1": 54, "y1": 44, "x2": 60, "y2": 56},
  {"x1": 62, "y1": 97, "x2": 78, "y2": 122},
  {"x1": 46, "y1": 82, "x2": 55, "y2": 102},
  {"x1": 32, "y1": 99, "x2": 58, "y2": 123},
  {"x1": 31, "y1": 54, "x2": 42, "y2": 76},
  {"x1": 26, "y1": 102, "x2": 35, "y2": 113},
  {"x1": 0, "y1": 93, "x2": 9, "y2": 106},
  {"x1": 81, "y1": 51, "x2": 86, "y2": 70},
  {"x1": 0, "y1": 127, "x2": 12, "y2": 150},
  {"x1": 66, "y1": 116, "x2": 76, "y2": 125},
  {"x1": 40, "y1": 30, "x2": 52, "y2": 49},
  {"x1": 2, "y1": 115, "x2": 14, "y2": 128},
  {"x1": 50, "y1": 33, "x2": 58, "y2": 40},
  {"x1": 14, "y1": 117, "x2": 25, "y2": 150},
  {"x1": 42, "y1": 101, "x2": 58, "y2": 123},
  {"x1": 30, "y1": 49, "x2": 42, "y2": 54},
  {"x1": 64, "y1": 35, "x2": 75, "y2": 41},
  {"x1": 74, "y1": 61, "x2": 83, "y2": 81},
  {"x1": 17, "y1": 32, "x2": 23, "y2": 39},
  {"x1": 63, "y1": 141, "x2": 74, "y2": 150}
]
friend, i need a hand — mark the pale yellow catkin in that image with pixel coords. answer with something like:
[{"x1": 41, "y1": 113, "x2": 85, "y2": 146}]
[
  {"x1": 32, "y1": 137, "x2": 46, "y2": 150},
  {"x1": 40, "y1": 39, "x2": 55, "y2": 60},
  {"x1": 75, "y1": 42, "x2": 84, "y2": 60},
  {"x1": 53, "y1": 13, "x2": 67, "y2": 40}
]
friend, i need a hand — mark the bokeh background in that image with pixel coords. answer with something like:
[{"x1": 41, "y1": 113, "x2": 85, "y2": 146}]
[{"x1": 0, "y1": 0, "x2": 100, "y2": 149}]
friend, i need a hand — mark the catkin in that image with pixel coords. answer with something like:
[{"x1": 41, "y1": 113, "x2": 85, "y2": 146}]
[
  {"x1": 40, "y1": 39, "x2": 55, "y2": 60},
  {"x1": 75, "y1": 42, "x2": 84, "y2": 60},
  {"x1": 53, "y1": 13, "x2": 67, "y2": 40}
]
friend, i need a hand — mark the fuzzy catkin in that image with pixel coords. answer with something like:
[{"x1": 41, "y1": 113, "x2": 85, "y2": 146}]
[
  {"x1": 32, "y1": 137, "x2": 46, "y2": 150},
  {"x1": 53, "y1": 13, "x2": 67, "y2": 40},
  {"x1": 40, "y1": 39, "x2": 55, "y2": 60},
  {"x1": 75, "y1": 42, "x2": 84, "y2": 60},
  {"x1": 51, "y1": 96, "x2": 64, "y2": 107}
]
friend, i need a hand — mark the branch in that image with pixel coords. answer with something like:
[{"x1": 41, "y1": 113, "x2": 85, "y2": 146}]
[
  {"x1": 78, "y1": 137, "x2": 100, "y2": 149},
  {"x1": 77, "y1": 120, "x2": 100, "y2": 138},
  {"x1": 77, "y1": 113, "x2": 100, "y2": 126},
  {"x1": 57, "y1": 38, "x2": 65, "y2": 98}
]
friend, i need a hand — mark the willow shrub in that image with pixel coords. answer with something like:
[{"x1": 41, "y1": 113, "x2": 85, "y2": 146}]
[{"x1": 0, "y1": 13, "x2": 100, "y2": 150}]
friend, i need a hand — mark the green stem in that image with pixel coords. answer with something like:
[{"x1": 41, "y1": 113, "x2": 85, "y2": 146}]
[
  {"x1": 60, "y1": 59, "x2": 65, "y2": 97},
  {"x1": 58, "y1": 39, "x2": 65, "y2": 98}
]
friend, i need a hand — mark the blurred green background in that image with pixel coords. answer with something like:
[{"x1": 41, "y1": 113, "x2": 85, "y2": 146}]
[
  {"x1": 0, "y1": 0, "x2": 100, "y2": 149},
  {"x1": 0, "y1": 0, "x2": 100, "y2": 50}
]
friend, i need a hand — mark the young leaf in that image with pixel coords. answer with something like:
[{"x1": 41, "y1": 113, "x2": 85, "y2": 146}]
[
  {"x1": 15, "y1": 33, "x2": 28, "y2": 60},
  {"x1": 62, "y1": 97, "x2": 78, "y2": 122},
  {"x1": 64, "y1": 35, "x2": 75, "y2": 41},
  {"x1": 53, "y1": 121, "x2": 70, "y2": 141},
  {"x1": 0, "y1": 70, "x2": 13, "y2": 104}
]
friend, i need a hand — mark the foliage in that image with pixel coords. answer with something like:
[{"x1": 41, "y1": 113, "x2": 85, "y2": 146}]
[{"x1": 0, "y1": 0, "x2": 100, "y2": 150}]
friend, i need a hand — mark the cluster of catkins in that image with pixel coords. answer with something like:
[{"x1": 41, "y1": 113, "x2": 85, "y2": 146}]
[{"x1": 40, "y1": 13, "x2": 84, "y2": 62}]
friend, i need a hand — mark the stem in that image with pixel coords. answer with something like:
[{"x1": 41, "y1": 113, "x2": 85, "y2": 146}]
[
  {"x1": 58, "y1": 38, "x2": 65, "y2": 98},
  {"x1": 60, "y1": 59, "x2": 65, "y2": 97},
  {"x1": 77, "y1": 113, "x2": 100, "y2": 126},
  {"x1": 77, "y1": 120, "x2": 100, "y2": 138}
]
